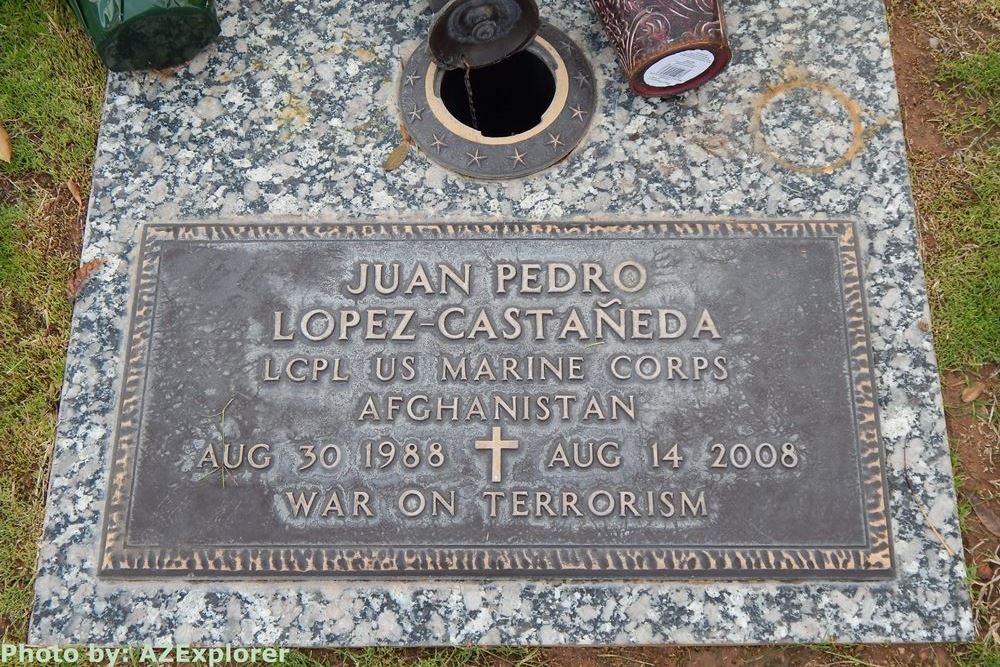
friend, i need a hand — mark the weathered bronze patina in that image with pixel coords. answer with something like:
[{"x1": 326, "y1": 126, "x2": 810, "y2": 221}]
[
  {"x1": 429, "y1": 0, "x2": 541, "y2": 70},
  {"x1": 400, "y1": 22, "x2": 596, "y2": 179},
  {"x1": 100, "y1": 220, "x2": 892, "y2": 579}
]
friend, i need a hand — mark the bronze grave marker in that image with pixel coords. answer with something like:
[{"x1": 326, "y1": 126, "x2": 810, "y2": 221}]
[{"x1": 100, "y1": 221, "x2": 892, "y2": 578}]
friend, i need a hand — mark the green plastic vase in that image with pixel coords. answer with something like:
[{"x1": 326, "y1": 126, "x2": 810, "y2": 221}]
[{"x1": 65, "y1": 0, "x2": 221, "y2": 71}]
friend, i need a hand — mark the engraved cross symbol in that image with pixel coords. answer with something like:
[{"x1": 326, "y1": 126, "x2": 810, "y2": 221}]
[{"x1": 475, "y1": 426, "x2": 519, "y2": 483}]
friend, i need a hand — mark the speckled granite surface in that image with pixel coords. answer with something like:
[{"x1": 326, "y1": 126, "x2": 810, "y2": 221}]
[{"x1": 30, "y1": 0, "x2": 974, "y2": 645}]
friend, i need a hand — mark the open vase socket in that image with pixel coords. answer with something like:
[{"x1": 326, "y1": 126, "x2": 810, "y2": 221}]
[
  {"x1": 399, "y1": 0, "x2": 595, "y2": 179},
  {"x1": 440, "y1": 50, "x2": 556, "y2": 137}
]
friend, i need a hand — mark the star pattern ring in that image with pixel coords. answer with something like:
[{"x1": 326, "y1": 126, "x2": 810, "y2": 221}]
[{"x1": 399, "y1": 23, "x2": 597, "y2": 180}]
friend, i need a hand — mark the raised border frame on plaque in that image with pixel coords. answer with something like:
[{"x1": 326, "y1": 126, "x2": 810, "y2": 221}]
[{"x1": 99, "y1": 220, "x2": 893, "y2": 579}]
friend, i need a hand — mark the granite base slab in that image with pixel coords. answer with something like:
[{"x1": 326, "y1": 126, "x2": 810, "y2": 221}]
[{"x1": 29, "y1": 0, "x2": 974, "y2": 646}]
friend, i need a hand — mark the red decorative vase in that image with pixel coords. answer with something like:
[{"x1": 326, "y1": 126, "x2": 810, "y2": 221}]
[{"x1": 590, "y1": 0, "x2": 732, "y2": 97}]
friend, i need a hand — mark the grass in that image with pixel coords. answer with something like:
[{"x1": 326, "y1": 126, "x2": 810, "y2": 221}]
[
  {"x1": 301, "y1": 648, "x2": 547, "y2": 667},
  {"x1": 952, "y1": 444, "x2": 976, "y2": 535},
  {"x1": 923, "y1": 143, "x2": 1000, "y2": 368},
  {"x1": 0, "y1": 0, "x2": 105, "y2": 181},
  {"x1": 958, "y1": 646, "x2": 1000, "y2": 667},
  {"x1": 922, "y1": 44, "x2": 1000, "y2": 369},
  {"x1": 937, "y1": 49, "x2": 1000, "y2": 138},
  {"x1": 0, "y1": 0, "x2": 104, "y2": 641},
  {"x1": 910, "y1": 5, "x2": 1000, "y2": 665},
  {"x1": 0, "y1": 0, "x2": 998, "y2": 664}
]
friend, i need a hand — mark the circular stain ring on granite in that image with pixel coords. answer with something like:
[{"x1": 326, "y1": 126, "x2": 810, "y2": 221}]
[
  {"x1": 399, "y1": 22, "x2": 596, "y2": 180},
  {"x1": 751, "y1": 78, "x2": 864, "y2": 175}
]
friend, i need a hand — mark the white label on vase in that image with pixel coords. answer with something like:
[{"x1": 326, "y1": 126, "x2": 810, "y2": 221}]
[{"x1": 643, "y1": 49, "x2": 715, "y2": 87}]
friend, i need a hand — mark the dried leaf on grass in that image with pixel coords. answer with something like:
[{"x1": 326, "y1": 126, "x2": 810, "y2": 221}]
[
  {"x1": 66, "y1": 258, "x2": 106, "y2": 300},
  {"x1": 0, "y1": 124, "x2": 11, "y2": 163},
  {"x1": 971, "y1": 493, "x2": 1000, "y2": 538},
  {"x1": 963, "y1": 382, "x2": 987, "y2": 403},
  {"x1": 67, "y1": 179, "x2": 83, "y2": 207}
]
